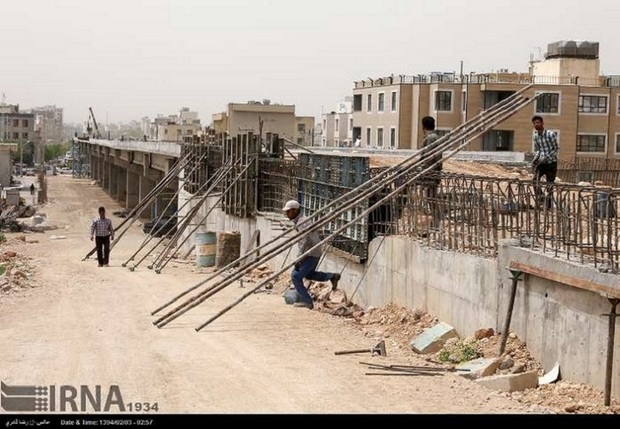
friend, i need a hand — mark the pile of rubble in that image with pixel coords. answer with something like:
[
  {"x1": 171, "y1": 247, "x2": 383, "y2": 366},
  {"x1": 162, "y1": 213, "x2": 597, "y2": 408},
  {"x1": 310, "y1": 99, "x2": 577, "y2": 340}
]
[
  {"x1": 0, "y1": 203, "x2": 57, "y2": 233},
  {"x1": 346, "y1": 304, "x2": 620, "y2": 415},
  {"x1": 0, "y1": 242, "x2": 36, "y2": 295}
]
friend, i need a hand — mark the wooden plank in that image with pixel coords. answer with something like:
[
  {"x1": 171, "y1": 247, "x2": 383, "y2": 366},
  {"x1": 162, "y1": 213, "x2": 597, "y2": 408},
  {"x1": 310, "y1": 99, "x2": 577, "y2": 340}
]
[{"x1": 509, "y1": 261, "x2": 620, "y2": 298}]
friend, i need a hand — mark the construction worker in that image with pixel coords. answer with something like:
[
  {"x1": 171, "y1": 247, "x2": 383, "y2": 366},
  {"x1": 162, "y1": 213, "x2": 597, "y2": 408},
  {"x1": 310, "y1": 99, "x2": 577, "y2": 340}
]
[
  {"x1": 282, "y1": 200, "x2": 341, "y2": 310},
  {"x1": 531, "y1": 115, "x2": 559, "y2": 208},
  {"x1": 418, "y1": 116, "x2": 443, "y2": 229}
]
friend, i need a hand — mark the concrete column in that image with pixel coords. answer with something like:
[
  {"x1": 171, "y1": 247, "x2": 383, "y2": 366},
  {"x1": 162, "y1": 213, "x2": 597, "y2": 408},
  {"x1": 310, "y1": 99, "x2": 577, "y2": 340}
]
[
  {"x1": 139, "y1": 175, "x2": 156, "y2": 219},
  {"x1": 89, "y1": 155, "x2": 96, "y2": 181},
  {"x1": 103, "y1": 160, "x2": 111, "y2": 192},
  {"x1": 109, "y1": 164, "x2": 118, "y2": 197},
  {"x1": 117, "y1": 166, "x2": 127, "y2": 204},
  {"x1": 126, "y1": 171, "x2": 140, "y2": 211}
]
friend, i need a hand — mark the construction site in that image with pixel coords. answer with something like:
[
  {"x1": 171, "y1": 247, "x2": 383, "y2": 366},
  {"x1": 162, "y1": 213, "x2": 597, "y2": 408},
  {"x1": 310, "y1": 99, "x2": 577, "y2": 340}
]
[{"x1": 2, "y1": 87, "x2": 620, "y2": 415}]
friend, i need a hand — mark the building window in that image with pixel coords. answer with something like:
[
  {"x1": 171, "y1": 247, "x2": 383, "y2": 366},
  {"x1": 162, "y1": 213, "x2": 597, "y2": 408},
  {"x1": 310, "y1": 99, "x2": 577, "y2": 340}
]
[
  {"x1": 22, "y1": 133, "x2": 28, "y2": 139},
  {"x1": 462, "y1": 91, "x2": 467, "y2": 112},
  {"x1": 335, "y1": 119, "x2": 339, "y2": 132},
  {"x1": 390, "y1": 127, "x2": 396, "y2": 148},
  {"x1": 617, "y1": 134, "x2": 620, "y2": 154},
  {"x1": 297, "y1": 138, "x2": 303, "y2": 145},
  {"x1": 366, "y1": 127, "x2": 372, "y2": 146},
  {"x1": 12, "y1": 119, "x2": 19, "y2": 127},
  {"x1": 577, "y1": 134, "x2": 606, "y2": 153},
  {"x1": 391, "y1": 91, "x2": 397, "y2": 112},
  {"x1": 22, "y1": 119, "x2": 29, "y2": 128},
  {"x1": 536, "y1": 93, "x2": 560, "y2": 114},
  {"x1": 349, "y1": 118, "x2": 353, "y2": 131},
  {"x1": 434, "y1": 91, "x2": 452, "y2": 111},
  {"x1": 12, "y1": 132, "x2": 19, "y2": 140},
  {"x1": 367, "y1": 94, "x2": 372, "y2": 112},
  {"x1": 322, "y1": 138, "x2": 326, "y2": 146},
  {"x1": 335, "y1": 139, "x2": 340, "y2": 147},
  {"x1": 578, "y1": 95, "x2": 608, "y2": 114},
  {"x1": 322, "y1": 119, "x2": 326, "y2": 131},
  {"x1": 482, "y1": 130, "x2": 514, "y2": 152},
  {"x1": 353, "y1": 94, "x2": 362, "y2": 112},
  {"x1": 378, "y1": 93, "x2": 385, "y2": 112},
  {"x1": 377, "y1": 128, "x2": 384, "y2": 147},
  {"x1": 297, "y1": 123, "x2": 306, "y2": 133}
]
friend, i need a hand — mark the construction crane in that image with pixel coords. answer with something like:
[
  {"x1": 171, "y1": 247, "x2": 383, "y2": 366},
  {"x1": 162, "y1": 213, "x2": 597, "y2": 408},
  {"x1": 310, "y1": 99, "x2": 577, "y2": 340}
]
[{"x1": 89, "y1": 107, "x2": 101, "y2": 138}]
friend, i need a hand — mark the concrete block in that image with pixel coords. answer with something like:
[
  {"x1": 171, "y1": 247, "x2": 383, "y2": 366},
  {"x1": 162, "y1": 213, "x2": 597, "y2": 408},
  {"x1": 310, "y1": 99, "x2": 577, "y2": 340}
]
[
  {"x1": 476, "y1": 371, "x2": 539, "y2": 393},
  {"x1": 410, "y1": 322, "x2": 459, "y2": 354},
  {"x1": 456, "y1": 358, "x2": 501, "y2": 380}
]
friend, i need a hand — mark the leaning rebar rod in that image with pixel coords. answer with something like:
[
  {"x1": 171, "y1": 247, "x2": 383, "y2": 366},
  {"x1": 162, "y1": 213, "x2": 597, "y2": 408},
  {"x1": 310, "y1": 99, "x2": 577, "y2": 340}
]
[
  {"x1": 154, "y1": 94, "x2": 537, "y2": 329},
  {"x1": 150, "y1": 89, "x2": 532, "y2": 316},
  {"x1": 131, "y1": 162, "x2": 233, "y2": 271},
  {"x1": 153, "y1": 160, "x2": 254, "y2": 273},
  {"x1": 127, "y1": 154, "x2": 234, "y2": 271},
  {"x1": 153, "y1": 94, "x2": 533, "y2": 325},
  {"x1": 124, "y1": 150, "x2": 211, "y2": 264},
  {"x1": 190, "y1": 94, "x2": 540, "y2": 331},
  {"x1": 82, "y1": 153, "x2": 192, "y2": 260},
  {"x1": 146, "y1": 159, "x2": 237, "y2": 269}
]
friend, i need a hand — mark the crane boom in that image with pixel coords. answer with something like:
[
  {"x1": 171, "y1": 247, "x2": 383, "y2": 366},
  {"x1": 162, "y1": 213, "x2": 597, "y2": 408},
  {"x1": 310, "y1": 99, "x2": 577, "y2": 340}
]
[{"x1": 89, "y1": 107, "x2": 101, "y2": 138}]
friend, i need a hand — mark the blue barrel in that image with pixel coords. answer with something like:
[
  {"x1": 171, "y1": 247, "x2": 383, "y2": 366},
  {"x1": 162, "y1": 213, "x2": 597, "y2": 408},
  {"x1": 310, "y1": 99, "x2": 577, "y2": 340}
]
[{"x1": 195, "y1": 231, "x2": 217, "y2": 267}]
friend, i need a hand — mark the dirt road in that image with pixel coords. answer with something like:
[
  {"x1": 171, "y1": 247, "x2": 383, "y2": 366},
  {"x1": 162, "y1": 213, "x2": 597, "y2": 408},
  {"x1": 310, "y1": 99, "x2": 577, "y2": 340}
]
[{"x1": 0, "y1": 175, "x2": 542, "y2": 414}]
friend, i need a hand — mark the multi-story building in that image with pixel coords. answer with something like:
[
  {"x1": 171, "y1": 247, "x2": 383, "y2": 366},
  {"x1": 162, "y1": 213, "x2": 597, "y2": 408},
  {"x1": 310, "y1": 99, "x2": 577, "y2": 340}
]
[
  {"x1": 30, "y1": 105, "x2": 64, "y2": 144},
  {"x1": 148, "y1": 108, "x2": 202, "y2": 142},
  {"x1": 294, "y1": 116, "x2": 315, "y2": 146},
  {"x1": 321, "y1": 97, "x2": 354, "y2": 147},
  {"x1": 0, "y1": 104, "x2": 35, "y2": 143},
  {"x1": 352, "y1": 40, "x2": 620, "y2": 159},
  {"x1": 212, "y1": 100, "x2": 296, "y2": 142}
]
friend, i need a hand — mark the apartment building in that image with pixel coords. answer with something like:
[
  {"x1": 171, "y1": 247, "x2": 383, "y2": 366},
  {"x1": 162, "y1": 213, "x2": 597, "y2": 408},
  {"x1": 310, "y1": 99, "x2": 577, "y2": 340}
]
[
  {"x1": 294, "y1": 116, "x2": 315, "y2": 146},
  {"x1": 30, "y1": 105, "x2": 64, "y2": 144},
  {"x1": 148, "y1": 107, "x2": 202, "y2": 142},
  {"x1": 212, "y1": 100, "x2": 296, "y2": 142},
  {"x1": 321, "y1": 97, "x2": 354, "y2": 147},
  {"x1": 0, "y1": 104, "x2": 35, "y2": 143},
  {"x1": 352, "y1": 40, "x2": 620, "y2": 159}
]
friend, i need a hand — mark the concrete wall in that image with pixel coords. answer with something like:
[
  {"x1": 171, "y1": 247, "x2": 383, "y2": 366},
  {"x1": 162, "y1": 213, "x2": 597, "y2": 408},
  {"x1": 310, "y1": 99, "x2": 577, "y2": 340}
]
[{"x1": 0, "y1": 146, "x2": 13, "y2": 187}]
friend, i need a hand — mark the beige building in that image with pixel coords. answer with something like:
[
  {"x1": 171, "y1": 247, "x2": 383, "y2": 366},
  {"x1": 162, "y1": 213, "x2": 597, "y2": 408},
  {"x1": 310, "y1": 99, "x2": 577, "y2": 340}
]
[
  {"x1": 0, "y1": 104, "x2": 35, "y2": 143},
  {"x1": 148, "y1": 107, "x2": 202, "y2": 142},
  {"x1": 212, "y1": 101, "x2": 296, "y2": 141},
  {"x1": 31, "y1": 105, "x2": 64, "y2": 144},
  {"x1": 0, "y1": 144, "x2": 15, "y2": 187},
  {"x1": 352, "y1": 40, "x2": 620, "y2": 159},
  {"x1": 294, "y1": 116, "x2": 315, "y2": 146},
  {"x1": 321, "y1": 98, "x2": 354, "y2": 147}
]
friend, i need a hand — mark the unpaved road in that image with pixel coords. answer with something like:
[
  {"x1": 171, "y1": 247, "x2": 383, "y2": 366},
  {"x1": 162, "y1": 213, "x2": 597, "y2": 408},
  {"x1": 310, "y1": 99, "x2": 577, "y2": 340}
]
[{"x1": 0, "y1": 175, "x2": 542, "y2": 414}]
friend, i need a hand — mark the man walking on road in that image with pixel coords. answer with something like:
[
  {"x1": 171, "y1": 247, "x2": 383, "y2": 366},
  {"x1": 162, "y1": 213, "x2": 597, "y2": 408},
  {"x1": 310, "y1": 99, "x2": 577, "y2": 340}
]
[
  {"x1": 90, "y1": 206, "x2": 114, "y2": 267},
  {"x1": 283, "y1": 200, "x2": 341, "y2": 310}
]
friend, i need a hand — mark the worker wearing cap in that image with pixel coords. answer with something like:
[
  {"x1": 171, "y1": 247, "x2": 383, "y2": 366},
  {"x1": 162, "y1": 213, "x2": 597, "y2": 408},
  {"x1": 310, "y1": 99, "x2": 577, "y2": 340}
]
[{"x1": 282, "y1": 200, "x2": 341, "y2": 310}]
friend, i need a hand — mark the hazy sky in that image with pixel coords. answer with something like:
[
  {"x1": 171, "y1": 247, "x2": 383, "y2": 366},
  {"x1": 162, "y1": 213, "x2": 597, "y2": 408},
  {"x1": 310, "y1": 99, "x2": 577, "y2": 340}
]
[{"x1": 2, "y1": 0, "x2": 618, "y2": 125}]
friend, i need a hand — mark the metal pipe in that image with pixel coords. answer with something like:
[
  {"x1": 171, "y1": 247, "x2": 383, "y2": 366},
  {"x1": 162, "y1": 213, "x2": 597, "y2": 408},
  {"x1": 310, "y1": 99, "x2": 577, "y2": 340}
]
[
  {"x1": 499, "y1": 270, "x2": 523, "y2": 356},
  {"x1": 604, "y1": 298, "x2": 619, "y2": 407}
]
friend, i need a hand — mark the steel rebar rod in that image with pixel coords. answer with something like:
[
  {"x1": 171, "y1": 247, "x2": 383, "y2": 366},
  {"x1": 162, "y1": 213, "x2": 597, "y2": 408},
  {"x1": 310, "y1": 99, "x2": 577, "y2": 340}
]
[
  {"x1": 147, "y1": 160, "x2": 237, "y2": 269},
  {"x1": 123, "y1": 150, "x2": 211, "y2": 266},
  {"x1": 131, "y1": 162, "x2": 233, "y2": 271},
  {"x1": 153, "y1": 160, "x2": 255, "y2": 273}
]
